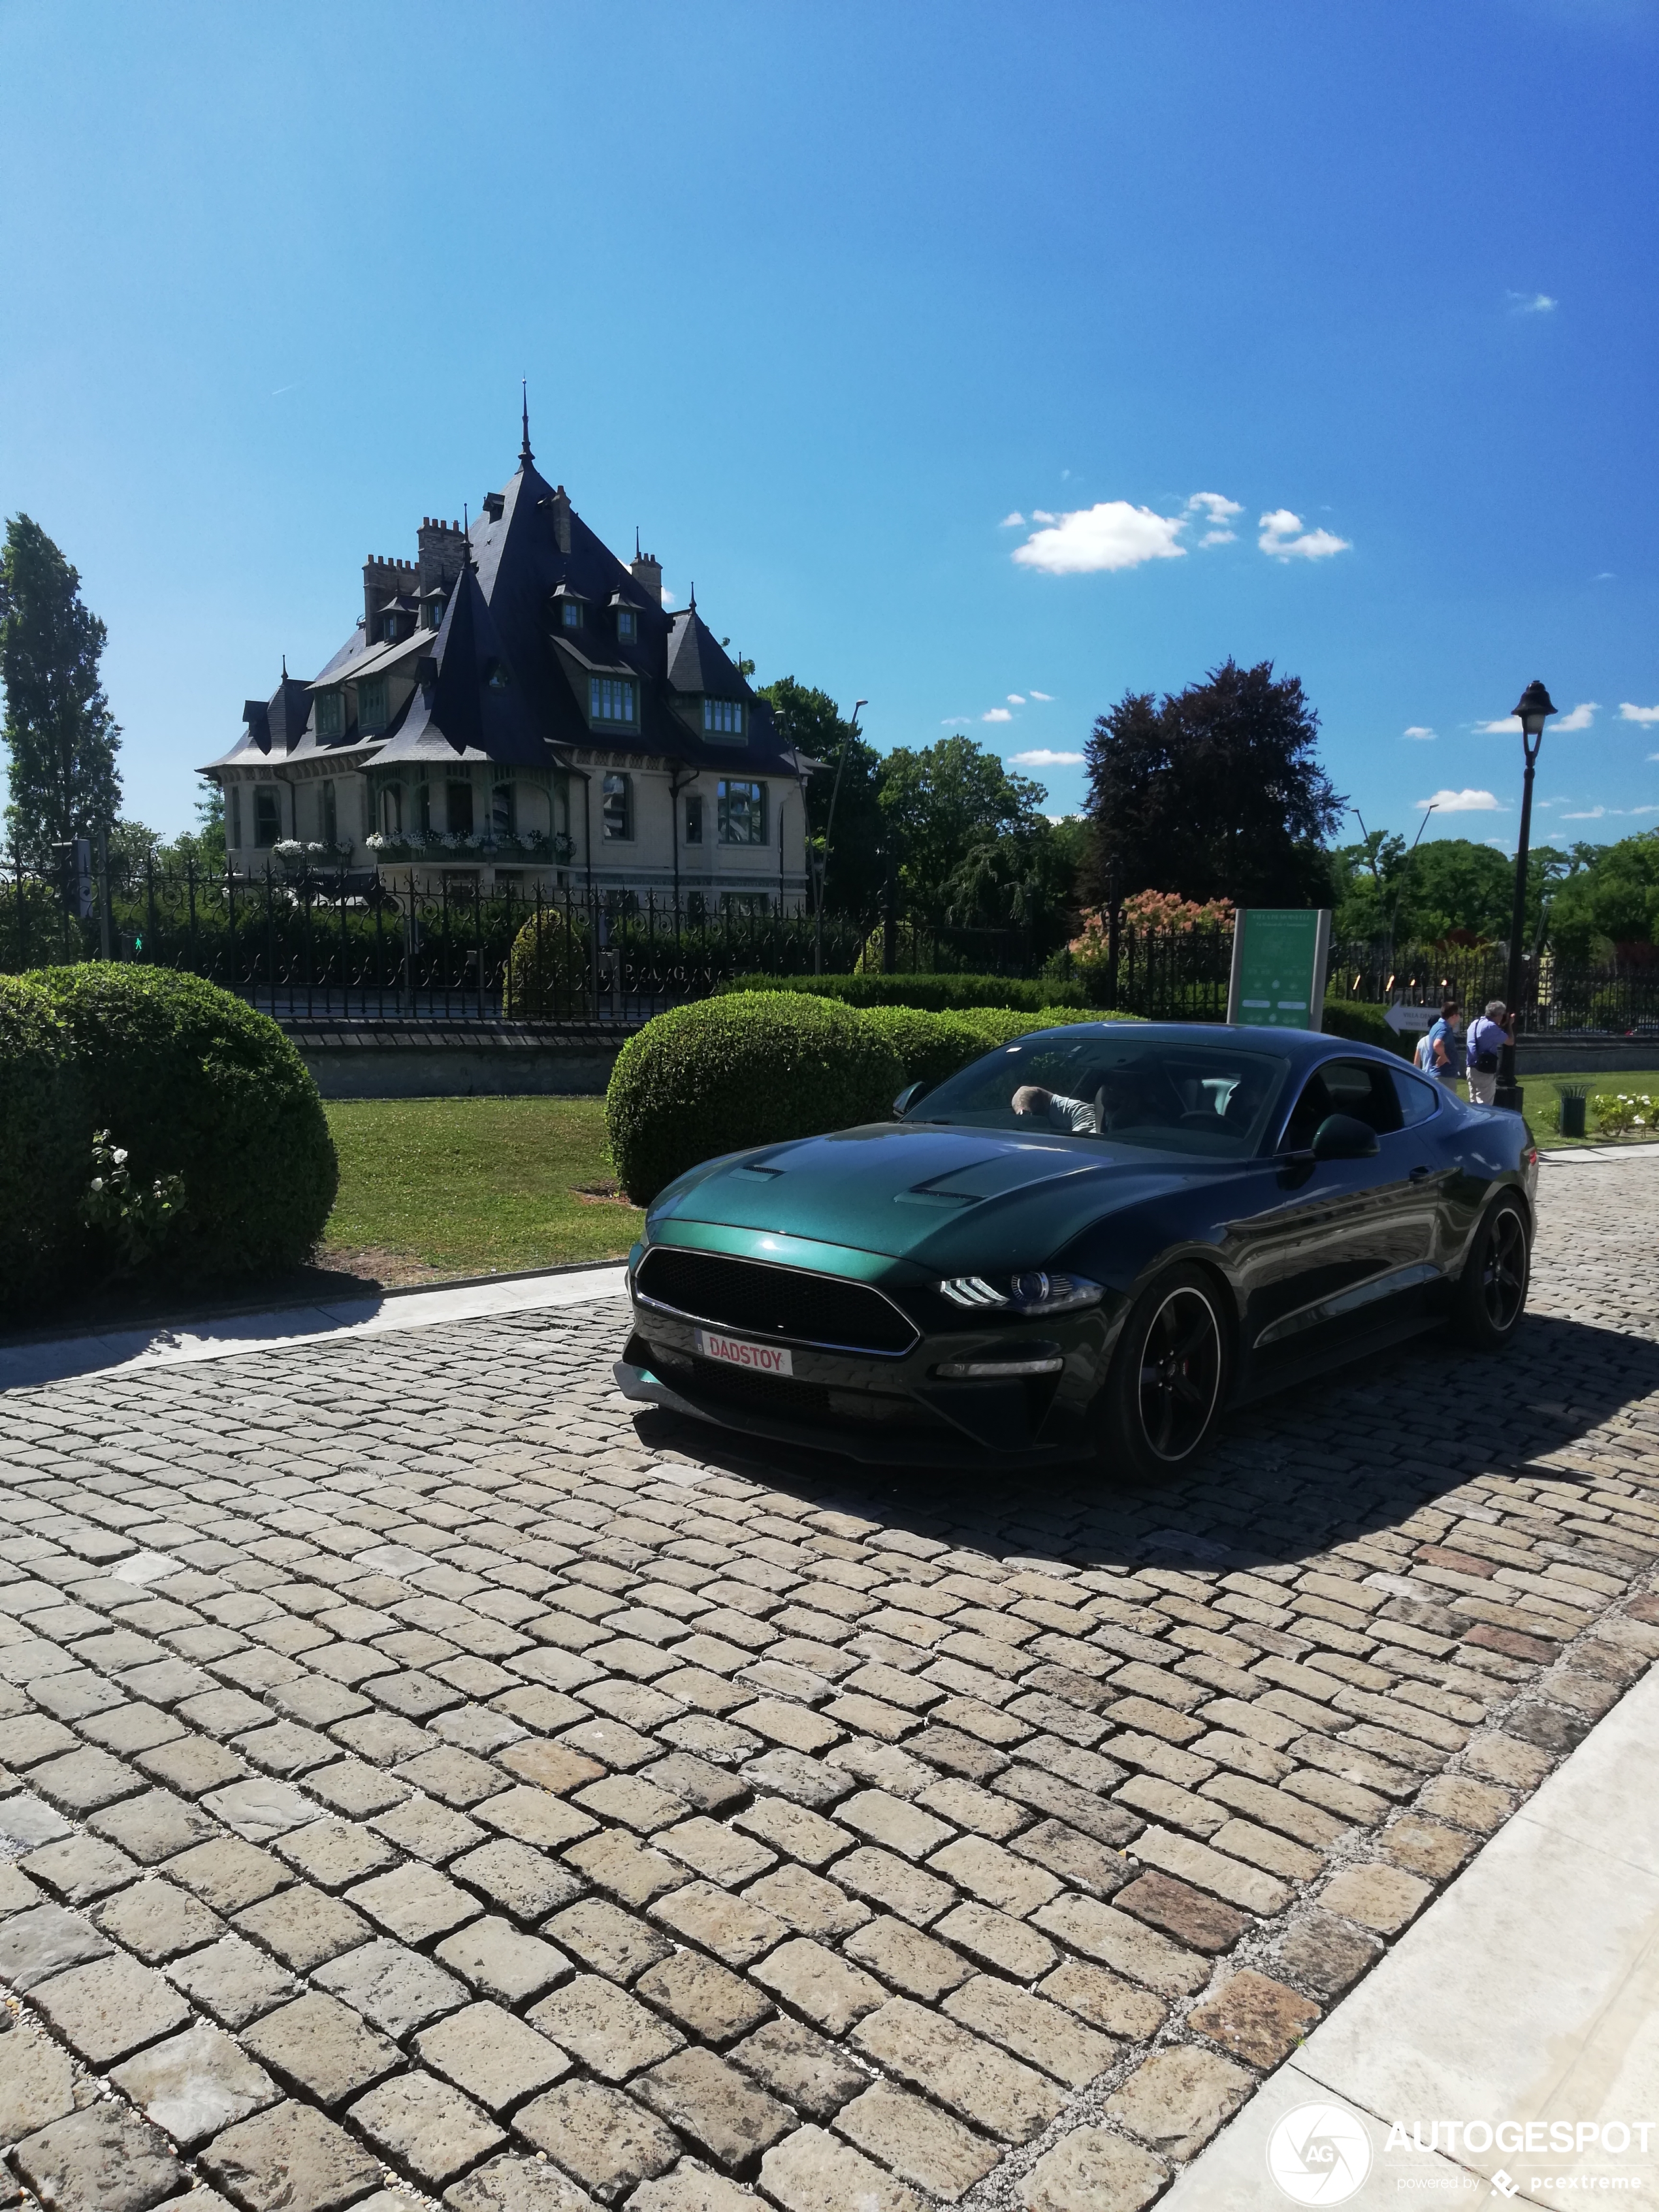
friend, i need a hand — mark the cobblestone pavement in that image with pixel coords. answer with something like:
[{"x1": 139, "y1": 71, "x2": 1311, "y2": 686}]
[{"x1": 4, "y1": 1153, "x2": 1659, "y2": 2212}]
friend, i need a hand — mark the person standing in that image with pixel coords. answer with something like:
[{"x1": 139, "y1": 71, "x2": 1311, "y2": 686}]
[
  {"x1": 1466, "y1": 999, "x2": 1512, "y2": 1107},
  {"x1": 1425, "y1": 998, "x2": 1464, "y2": 1089}
]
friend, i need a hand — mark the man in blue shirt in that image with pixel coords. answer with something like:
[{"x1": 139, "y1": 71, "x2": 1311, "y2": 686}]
[
  {"x1": 1466, "y1": 999, "x2": 1511, "y2": 1107},
  {"x1": 1425, "y1": 999, "x2": 1464, "y2": 1087}
]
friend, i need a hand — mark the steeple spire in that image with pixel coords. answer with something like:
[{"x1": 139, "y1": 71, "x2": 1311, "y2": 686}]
[{"x1": 520, "y1": 381, "x2": 533, "y2": 468}]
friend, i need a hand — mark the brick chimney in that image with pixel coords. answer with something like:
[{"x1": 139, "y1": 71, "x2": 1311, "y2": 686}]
[
  {"x1": 630, "y1": 545, "x2": 662, "y2": 605},
  {"x1": 547, "y1": 485, "x2": 572, "y2": 556},
  {"x1": 363, "y1": 554, "x2": 416, "y2": 635},
  {"x1": 417, "y1": 517, "x2": 466, "y2": 596}
]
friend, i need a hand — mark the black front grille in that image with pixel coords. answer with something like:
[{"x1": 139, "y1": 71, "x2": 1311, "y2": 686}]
[
  {"x1": 637, "y1": 1247, "x2": 916, "y2": 1355},
  {"x1": 687, "y1": 1359, "x2": 836, "y2": 1419}
]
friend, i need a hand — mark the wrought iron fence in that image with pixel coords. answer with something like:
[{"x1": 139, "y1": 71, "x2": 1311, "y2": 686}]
[{"x1": 1327, "y1": 940, "x2": 1659, "y2": 1036}]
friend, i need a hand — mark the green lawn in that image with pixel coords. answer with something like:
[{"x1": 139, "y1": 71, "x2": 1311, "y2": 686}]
[
  {"x1": 321, "y1": 1097, "x2": 643, "y2": 1281},
  {"x1": 1516, "y1": 1068, "x2": 1659, "y2": 1149}
]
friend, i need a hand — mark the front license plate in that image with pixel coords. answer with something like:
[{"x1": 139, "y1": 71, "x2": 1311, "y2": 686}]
[{"x1": 695, "y1": 1328, "x2": 793, "y2": 1377}]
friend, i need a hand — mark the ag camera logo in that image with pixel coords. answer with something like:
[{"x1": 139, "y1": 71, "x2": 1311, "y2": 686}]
[{"x1": 1266, "y1": 2101, "x2": 1374, "y2": 2204}]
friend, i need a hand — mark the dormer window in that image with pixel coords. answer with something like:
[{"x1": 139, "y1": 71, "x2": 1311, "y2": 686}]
[
  {"x1": 617, "y1": 607, "x2": 637, "y2": 643},
  {"x1": 562, "y1": 601, "x2": 581, "y2": 629},
  {"x1": 703, "y1": 699, "x2": 743, "y2": 737},
  {"x1": 590, "y1": 677, "x2": 636, "y2": 726},
  {"x1": 359, "y1": 677, "x2": 389, "y2": 733},
  {"x1": 315, "y1": 691, "x2": 344, "y2": 741},
  {"x1": 485, "y1": 658, "x2": 511, "y2": 692}
]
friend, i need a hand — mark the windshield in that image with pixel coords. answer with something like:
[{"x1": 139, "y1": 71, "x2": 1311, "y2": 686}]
[{"x1": 915, "y1": 1031, "x2": 1293, "y2": 1158}]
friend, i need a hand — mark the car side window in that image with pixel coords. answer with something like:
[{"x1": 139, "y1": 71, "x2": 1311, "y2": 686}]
[
  {"x1": 1318, "y1": 1058, "x2": 1405, "y2": 1136},
  {"x1": 1281, "y1": 1073, "x2": 1332, "y2": 1152},
  {"x1": 1390, "y1": 1067, "x2": 1440, "y2": 1127}
]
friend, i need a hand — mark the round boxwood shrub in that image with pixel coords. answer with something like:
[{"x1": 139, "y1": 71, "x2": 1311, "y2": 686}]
[
  {"x1": 607, "y1": 990, "x2": 904, "y2": 1205},
  {"x1": 33, "y1": 965, "x2": 338, "y2": 1279},
  {"x1": 504, "y1": 907, "x2": 590, "y2": 1019},
  {"x1": 0, "y1": 975, "x2": 89, "y2": 1314},
  {"x1": 858, "y1": 1005, "x2": 993, "y2": 1095},
  {"x1": 957, "y1": 1006, "x2": 1136, "y2": 1048}
]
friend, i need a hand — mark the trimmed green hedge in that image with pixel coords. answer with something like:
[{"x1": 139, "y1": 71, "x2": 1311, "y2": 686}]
[
  {"x1": 859, "y1": 1006, "x2": 999, "y2": 1093},
  {"x1": 17, "y1": 967, "x2": 338, "y2": 1292},
  {"x1": 717, "y1": 972, "x2": 1090, "y2": 1012},
  {"x1": 957, "y1": 1006, "x2": 1140, "y2": 1047},
  {"x1": 503, "y1": 908, "x2": 590, "y2": 1019},
  {"x1": 607, "y1": 991, "x2": 904, "y2": 1205},
  {"x1": 0, "y1": 977, "x2": 88, "y2": 1311}
]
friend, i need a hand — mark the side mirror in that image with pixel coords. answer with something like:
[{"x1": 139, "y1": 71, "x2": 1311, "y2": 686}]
[
  {"x1": 1312, "y1": 1112, "x2": 1379, "y2": 1161},
  {"x1": 894, "y1": 1081, "x2": 932, "y2": 1119}
]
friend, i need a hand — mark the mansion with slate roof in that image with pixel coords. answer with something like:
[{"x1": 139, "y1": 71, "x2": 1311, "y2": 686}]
[{"x1": 206, "y1": 405, "x2": 813, "y2": 910}]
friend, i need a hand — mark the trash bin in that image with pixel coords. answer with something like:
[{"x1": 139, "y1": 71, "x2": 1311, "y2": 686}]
[{"x1": 1558, "y1": 1092, "x2": 1587, "y2": 1138}]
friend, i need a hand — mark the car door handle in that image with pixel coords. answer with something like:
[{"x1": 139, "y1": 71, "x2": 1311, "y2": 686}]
[{"x1": 1408, "y1": 1166, "x2": 1432, "y2": 1181}]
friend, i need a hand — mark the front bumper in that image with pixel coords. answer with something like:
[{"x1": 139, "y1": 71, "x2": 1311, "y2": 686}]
[{"x1": 617, "y1": 1279, "x2": 1121, "y2": 1466}]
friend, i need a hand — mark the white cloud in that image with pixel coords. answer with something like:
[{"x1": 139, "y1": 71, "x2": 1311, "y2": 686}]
[
  {"x1": 1009, "y1": 749, "x2": 1085, "y2": 767},
  {"x1": 1031, "y1": 509, "x2": 1058, "y2": 525},
  {"x1": 1007, "y1": 694, "x2": 1025, "y2": 705},
  {"x1": 1187, "y1": 492, "x2": 1242, "y2": 525},
  {"x1": 1508, "y1": 291, "x2": 1557, "y2": 314},
  {"x1": 1012, "y1": 501, "x2": 1188, "y2": 575},
  {"x1": 998, "y1": 512, "x2": 1025, "y2": 528},
  {"x1": 940, "y1": 716, "x2": 970, "y2": 727},
  {"x1": 1619, "y1": 702, "x2": 1659, "y2": 724},
  {"x1": 982, "y1": 707, "x2": 1013, "y2": 723},
  {"x1": 1562, "y1": 804, "x2": 1610, "y2": 820},
  {"x1": 660, "y1": 589, "x2": 677, "y2": 607},
  {"x1": 1403, "y1": 725, "x2": 1436, "y2": 741},
  {"x1": 1556, "y1": 701, "x2": 1599, "y2": 731},
  {"x1": 1625, "y1": 803, "x2": 1659, "y2": 817},
  {"x1": 1029, "y1": 690, "x2": 1054, "y2": 701},
  {"x1": 1476, "y1": 715, "x2": 1522, "y2": 735},
  {"x1": 1259, "y1": 509, "x2": 1351, "y2": 562},
  {"x1": 1418, "y1": 788, "x2": 1504, "y2": 812},
  {"x1": 1198, "y1": 529, "x2": 1236, "y2": 547}
]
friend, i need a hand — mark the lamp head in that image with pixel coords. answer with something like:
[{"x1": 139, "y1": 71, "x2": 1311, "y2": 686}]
[{"x1": 1511, "y1": 680, "x2": 1557, "y2": 740}]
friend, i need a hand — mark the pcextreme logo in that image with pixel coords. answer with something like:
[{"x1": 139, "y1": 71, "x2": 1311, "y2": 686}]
[{"x1": 1267, "y1": 2102, "x2": 1375, "y2": 2204}]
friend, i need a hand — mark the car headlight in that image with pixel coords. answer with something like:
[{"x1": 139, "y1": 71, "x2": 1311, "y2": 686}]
[{"x1": 938, "y1": 1271, "x2": 1103, "y2": 1315}]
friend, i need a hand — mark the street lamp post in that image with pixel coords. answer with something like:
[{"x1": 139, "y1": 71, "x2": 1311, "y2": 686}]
[
  {"x1": 1495, "y1": 679, "x2": 1557, "y2": 1113},
  {"x1": 813, "y1": 699, "x2": 866, "y2": 976}
]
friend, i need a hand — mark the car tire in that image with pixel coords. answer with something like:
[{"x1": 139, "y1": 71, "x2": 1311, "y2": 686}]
[
  {"x1": 1453, "y1": 1195, "x2": 1531, "y2": 1350},
  {"x1": 1097, "y1": 1262, "x2": 1228, "y2": 1483}
]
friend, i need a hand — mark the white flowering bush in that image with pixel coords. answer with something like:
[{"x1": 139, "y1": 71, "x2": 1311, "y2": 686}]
[
  {"x1": 80, "y1": 1129, "x2": 186, "y2": 1275},
  {"x1": 1592, "y1": 1094, "x2": 1659, "y2": 1138}
]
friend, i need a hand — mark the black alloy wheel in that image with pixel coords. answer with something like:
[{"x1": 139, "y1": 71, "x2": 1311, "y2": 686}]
[
  {"x1": 1100, "y1": 1262, "x2": 1227, "y2": 1482},
  {"x1": 1455, "y1": 1196, "x2": 1531, "y2": 1349}
]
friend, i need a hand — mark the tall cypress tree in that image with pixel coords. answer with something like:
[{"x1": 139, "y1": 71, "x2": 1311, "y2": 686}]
[{"x1": 1, "y1": 515, "x2": 123, "y2": 865}]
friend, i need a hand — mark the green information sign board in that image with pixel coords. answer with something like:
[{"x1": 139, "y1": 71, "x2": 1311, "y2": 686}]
[{"x1": 1226, "y1": 908, "x2": 1332, "y2": 1031}]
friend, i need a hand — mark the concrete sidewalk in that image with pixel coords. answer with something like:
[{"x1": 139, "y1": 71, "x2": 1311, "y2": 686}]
[
  {"x1": 0, "y1": 1262, "x2": 630, "y2": 1391},
  {"x1": 1163, "y1": 1659, "x2": 1659, "y2": 2206}
]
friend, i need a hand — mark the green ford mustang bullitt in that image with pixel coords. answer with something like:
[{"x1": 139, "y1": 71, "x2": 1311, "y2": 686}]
[{"x1": 616, "y1": 1022, "x2": 1539, "y2": 1479}]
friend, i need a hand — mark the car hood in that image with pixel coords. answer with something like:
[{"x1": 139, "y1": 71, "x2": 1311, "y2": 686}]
[{"x1": 646, "y1": 1121, "x2": 1225, "y2": 1271}]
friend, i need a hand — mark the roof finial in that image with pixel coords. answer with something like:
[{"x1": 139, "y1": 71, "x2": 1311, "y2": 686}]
[
  {"x1": 520, "y1": 380, "x2": 533, "y2": 467},
  {"x1": 282, "y1": 653, "x2": 288, "y2": 679},
  {"x1": 635, "y1": 526, "x2": 641, "y2": 560},
  {"x1": 689, "y1": 581, "x2": 697, "y2": 612},
  {"x1": 464, "y1": 502, "x2": 476, "y2": 573}
]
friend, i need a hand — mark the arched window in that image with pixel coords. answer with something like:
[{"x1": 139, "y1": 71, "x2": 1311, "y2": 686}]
[{"x1": 492, "y1": 782, "x2": 517, "y2": 840}]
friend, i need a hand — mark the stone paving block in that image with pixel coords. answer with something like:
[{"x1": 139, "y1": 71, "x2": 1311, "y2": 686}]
[
  {"x1": 501, "y1": 1739, "x2": 605, "y2": 1794},
  {"x1": 649, "y1": 1878, "x2": 789, "y2": 1967},
  {"x1": 313, "y1": 1935, "x2": 470, "y2": 2037},
  {"x1": 852, "y1": 1996, "x2": 1065, "y2": 2143},
  {"x1": 202, "y1": 1775, "x2": 318, "y2": 1841},
  {"x1": 737, "y1": 1749, "x2": 853, "y2": 1808},
  {"x1": 943, "y1": 1973, "x2": 1119, "y2": 2088},
  {"x1": 453, "y1": 1836, "x2": 585, "y2": 1922},
  {"x1": 1186, "y1": 1966, "x2": 1322, "y2": 2070},
  {"x1": 302, "y1": 1755, "x2": 412, "y2": 1818},
  {"x1": 1128, "y1": 1823, "x2": 1290, "y2": 1914},
  {"x1": 742, "y1": 1862, "x2": 869, "y2": 1940},
  {"x1": 395, "y1": 1742, "x2": 510, "y2": 1806},
  {"x1": 276, "y1": 1816, "x2": 400, "y2": 1891},
  {"x1": 349, "y1": 2068, "x2": 507, "y2": 2188},
  {"x1": 1113, "y1": 1870, "x2": 1249, "y2": 1954},
  {"x1": 1380, "y1": 1813, "x2": 1477, "y2": 1882},
  {"x1": 87, "y1": 1778, "x2": 221, "y2": 1867},
  {"x1": 831, "y1": 1844, "x2": 953, "y2": 1927},
  {"x1": 417, "y1": 1998, "x2": 570, "y2": 2112},
  {"x1": 0, "y1": 1861, "x2": 42, "y2": 1916},
  {"x1": 630, "y1": 2166, "x2": 765, "y2": 2212},
  {"x1": 135, "y1": 1733, "x2": 249, "y2": 1799},
  {"x1": 0, "y1": 2015, "x2": 80, "y2": 2143},
  {"x1": 752, "y1": 1934, "x2": 886, "y2": 2034},
  {"x1": 759, "y1": 2123, "x2": 923, "y2": 2212},
  {"x1": 30, "y1": 1948, "x2": 192, "y2": 2064},
  {"x1": 475, "y1": 1784, "x2": 598, "y2": 1853},
  {"x1": 234, "y1": 1718, "x2": 340, "y2": 1778},
  {"x1": 201, "y1": 2097, "x2": 383, "y2": 2212},
  {"x1": 242, "y1": 1989, "x2": 402, "y2": 2107},
  {"x1": 637, "y1": 1948, "x2": 773, "y2": 2045},
  {"x1": 0, "y1": 1789, "x2": 72, "y2": 1851},
  {"x1": 1104, "y1": 2043, "x2": 1254, "y2": 2158},
  {"x1": 641, "y1": 1753, "x2": 749, "y2": 1816},
  {"x1": 435, "y1": 1911, "x2": 573, "y2": 2006},
  {"x1": 1018, "y1": 2126, "x2": 1168, "y2": 2212},
  {"x1": 836, "y1": 1789, "x2": 953, "y2": 1861},
  {"x1": 728, "y1": 2015, "x2": 867, "y2": 2121},
  {"x1": 730, "y1": 1798, "x2": 852, "y2": 1869},
  {"x1": 634, "y1": 2045, "x2": 795, "y2": 2170},
  {"x1": 1031, "y1": 1893, "x2": 1208, "y2": 1997},
  {"x1": 234, "y1": 1880, "x2": 372, "y2": 1972},
  {"x1": 0, "y1": 1900, "x2": 111, "y2": 1990},
  {"x1": 165, "y1": 1834, "x2": 292, "y2": 1913},
  {"x1": 27, "y1": 1745, "x2": 146, "y2": 1815},
  {"x1": 167, "y1": 1930, "x2": 299, "y2": 2026},
  {"x1": 347, "y1": 1857, "x2": 481, "y2": 1944},
  {"x1": 5, "y1": 1712, "x2": 80, "y2": 1768},
  {"x1": 529, "y1": 1970, "x2": 685, "y2": 2079},
  {"x1": 12, "y1": 2104, "x2": 184, "y2": 2212},
  {"x1": 16, "y1": 1830, "x2": 140, "y2": 1903},
  {"x1": 445, "y1": 2153, "x2": 603, "y2": 2209},
  {"x1": 933, "y1": 1899, "x2": 1057, "y2": 1980},
  {"x1": 545, "y1": 1894, "x2": 672, "y2": 1981},
  {"x1": 1319, "y1": 1860, "x2": 1433, "y2": 1934},
  {"x1": 657, "y1": 1816, "x2": 775, "y2": 1887},
  {"x1": 515, "y1": 2077, "x2": 682, "y2": 2202},
  {"x1": 836, "y1": 2077, "x2": 1000, "y2": 2201},
  {"x1": 111, "y1": 2018, "x2": 280, "y2": 2148},
  {"x1": 1268, "y1": 1910, "x2": 1382, "y2": 2001}
]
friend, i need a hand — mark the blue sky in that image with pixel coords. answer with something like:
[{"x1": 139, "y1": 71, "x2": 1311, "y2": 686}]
[{"x1": 2, "y1": 0, "x2": 1656, "y2": 850}]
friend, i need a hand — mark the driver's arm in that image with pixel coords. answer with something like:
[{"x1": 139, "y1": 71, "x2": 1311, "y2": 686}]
[{"x1": 1014, "y1": 1085, "x2": 1096, "y2": 1133}]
